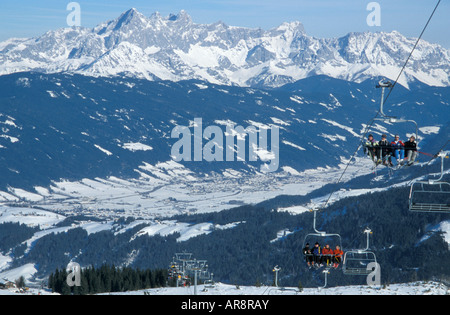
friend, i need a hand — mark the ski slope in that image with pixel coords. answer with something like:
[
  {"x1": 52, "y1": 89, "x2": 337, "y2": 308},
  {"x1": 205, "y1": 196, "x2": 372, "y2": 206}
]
[
  {"x1": 1, "y1": 281, "x2": 446, "y2": 296},
  {"x1": 102, "y1": 281, "x2": 448, "y2": 295}
]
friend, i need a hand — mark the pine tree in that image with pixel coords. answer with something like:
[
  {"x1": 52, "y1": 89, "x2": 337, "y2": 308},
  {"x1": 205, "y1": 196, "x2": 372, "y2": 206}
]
[{"x1": 15, "y1": 276, "x2": 26, "y2": 289}]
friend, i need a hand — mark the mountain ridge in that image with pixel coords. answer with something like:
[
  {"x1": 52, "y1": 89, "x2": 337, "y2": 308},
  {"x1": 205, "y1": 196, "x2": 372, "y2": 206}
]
[{"x1": 1, "y1": 9, "x2": 449, "y2": 88}]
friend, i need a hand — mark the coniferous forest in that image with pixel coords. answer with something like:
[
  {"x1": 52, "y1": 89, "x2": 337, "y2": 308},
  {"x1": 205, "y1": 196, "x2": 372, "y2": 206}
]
[{"x1": 48, "y1": 264, "x2": 168, "y2": 295}]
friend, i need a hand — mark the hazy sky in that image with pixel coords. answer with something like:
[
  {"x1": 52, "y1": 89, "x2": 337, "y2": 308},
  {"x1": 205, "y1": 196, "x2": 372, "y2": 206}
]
[{"x1": 1, "y1": 0, "x2": 448, "y2": 48}]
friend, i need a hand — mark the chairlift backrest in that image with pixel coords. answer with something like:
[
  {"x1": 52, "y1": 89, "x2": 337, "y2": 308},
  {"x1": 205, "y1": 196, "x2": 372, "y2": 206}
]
[
  {"x1": 302, "y1": 209, "x2": 343, "y2": 252},
  {"x1": 409, "y1": 151, "x2": 450, "y2": 213},
  {"x1": 343, "y1": 229, "x2": 377, "y2": 276},
  {"x1": 343, "y1": 251, "x2": 378, "y2": 275}
]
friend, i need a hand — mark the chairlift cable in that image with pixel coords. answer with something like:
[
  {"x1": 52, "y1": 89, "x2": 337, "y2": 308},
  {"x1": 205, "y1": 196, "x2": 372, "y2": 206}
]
[
  {"x1": 424, "y1": 140, "x2": 450, "y2": 166},
  {"x1": 382, "y1": 0, "x2": 442, "y2": 106},
  {"x1": 319, "y1": 0, "x2": 442, "y2": 212}
]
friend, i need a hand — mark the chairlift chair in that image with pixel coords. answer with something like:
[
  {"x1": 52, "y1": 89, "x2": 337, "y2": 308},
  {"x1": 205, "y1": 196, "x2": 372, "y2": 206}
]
[
  {"x1": 364, "y1": 80, "x2": 420, "y2": 167},
  {"x1": 374, "y1": 80, "x2": 420, "y2": 141},
  {"x1": 303, "y1": 209, "x2": 343, "y2": 267},
  {"x1": 409, "y1": 151, "x2": 450, "y2": 213},
  {"x1": 343, "y1": 229, "x2": 378, "y2": 276}
]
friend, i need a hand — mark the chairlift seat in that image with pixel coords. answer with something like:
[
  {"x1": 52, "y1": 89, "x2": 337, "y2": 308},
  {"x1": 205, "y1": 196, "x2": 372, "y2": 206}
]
[
  {"x1": 303, "y1": 233, "x2": 342, "y2": 250},
  {"x1": 342, "y1": 251, "x2": 378, "y2": 276},
  {"x1": 409, "y1": 181, "x2": 450, "y2": 213}
]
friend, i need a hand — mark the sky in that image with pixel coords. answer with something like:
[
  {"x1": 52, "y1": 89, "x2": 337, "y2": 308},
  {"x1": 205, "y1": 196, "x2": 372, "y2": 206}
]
[{"x1": 0, "y1": 0, "x2": 449, "y2": 48}]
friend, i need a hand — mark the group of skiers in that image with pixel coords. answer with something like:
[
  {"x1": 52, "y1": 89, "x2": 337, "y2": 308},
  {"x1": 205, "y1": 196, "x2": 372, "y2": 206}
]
[
  {"x1": 302, "y1": 243, "x2": 344, "y2": 269},
  {"x1": 364, "y1": 134, "x2": 418, "y2": 167}
]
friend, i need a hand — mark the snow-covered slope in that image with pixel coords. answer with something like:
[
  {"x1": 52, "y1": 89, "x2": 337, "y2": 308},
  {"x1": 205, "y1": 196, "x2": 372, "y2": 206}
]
[
  {"x1": 0, "y1": 72, "x2": 448, "y2": 219},
  {"x1": 104, "y1": 281, "x2": 448, "y2": 295},
  {"x1": 0, "y1": 281, "x2": 447, "y2": 295},
  {"x1": 1, "y1": 9, "x2": 449, "y2": 88}
]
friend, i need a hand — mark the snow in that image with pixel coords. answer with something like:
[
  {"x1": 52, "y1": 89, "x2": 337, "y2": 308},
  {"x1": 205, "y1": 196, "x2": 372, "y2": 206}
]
[
  {"x1": 194, "y1": 83, "x2": 209, "y2": 90},
  {"x1": 0, "y1": 264, "x2": 37, "y2": 283},
  {"x1": 282, "y1": 140, "x2": 306, "y2": 151},
  {"x1": 0, "y1": 253, "x2": 12, "y2": 272},
  {"x1": 121, "y1": 142, "x2": 153, "y2": 152},
  {"x1": 320, "y1": 133, "x2": 347, "y2": 142},
  {"x1": 46, "y1": 91, "x2": 58, "y2": 98},
  {"x1": 23, "y1": 226, "x2": 75, "y2": 254},
  {"x1": 94, "y1": 144, "x2": 113, "y2": 156},
  {"x1": 8, "y1": 188, "x2": 44, "y2": 202},
  {"x1": 276, "y1": 205, "x2": 310, "y2": 215},
  {"x1": 271, "y1": 229, "x2": 295, "y2": 242},
  {"x1": 0, "y1": 207, "x2": 65, "y2": 228},
  {"x1": 0, "y1": 157, "x2": 377, "y2": 220},
  {"x1": 281, "y1": 166, "x2": 301, "y2": 176},
  {"x1": 290, "y1": 96, "x2": 304, "y2": 105},
  {"x1": 419, "y1": 220, "x2": 450, "y2": 248},
  {"x1": 0, "y1": 281, "x2": 446, "y2": 296},
  {"x1": 214, "y1": 119, "x2": 236, "y2": 127},
  {"x1": 131, "y1": 220, "x2": 242, "y2": 243},
  {"x1": 419, "y1": 126, "x2": 441, "y2": 135},
  {"x1": 100, "y1": 281, "x2": 448, "y2": 295},
  {"x1": 1, "y1": 10, "x2": 448, "y2": 88},
  {"x1": 2, "y1": 120, "x2": 18, "y2": 128},
  {"x1": 436, "y1": 221, "x2": 450, "y2": 246},
  {"x1": 270, "y1": 117, "x2": 290, "y2": 126},
  {"x1": 144, "y1": 46, "x2": 161, "y2": 55},
  {"x1": 0, "y1": 135, "x2": 19, "y2": 143},
  {"x1": 81, "y1": 221, "x2": 115, "y2": 235},
  {"x1": 321, "y1": 119, "x2": 360, "y2": 137}
]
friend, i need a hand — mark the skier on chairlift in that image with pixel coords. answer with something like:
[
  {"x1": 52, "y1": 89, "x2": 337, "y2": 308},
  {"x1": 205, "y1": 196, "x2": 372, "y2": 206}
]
[
  {"x1": 312, "y1": 242, "x2": 322, "y2": 267},
  {"x1": 333, "y1": 245, "x2": 344, "y2": 269},
  {"x1": 404, "y1": 135, "x2": 418, "y2": 166},
  {"x1": 303, "y1": 243, "x2": 313, "y2": 268},
  {"x1": 391, "y1": 134, "x2": 405, "y2": 166},
  {"x1": 364, "y1": 134, "x2": 379, "y2": 163},
  {"x1": 322, "y1": 244, "x2": 334, "y2": 267},
  {"x1": 378, "y1": 134, "x2": 393, "y2": 167}
]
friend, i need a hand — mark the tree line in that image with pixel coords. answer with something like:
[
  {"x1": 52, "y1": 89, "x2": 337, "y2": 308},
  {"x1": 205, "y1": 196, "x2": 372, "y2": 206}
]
[{"x1": 48, "y1": 264, "x2": 168, "y2": 295}]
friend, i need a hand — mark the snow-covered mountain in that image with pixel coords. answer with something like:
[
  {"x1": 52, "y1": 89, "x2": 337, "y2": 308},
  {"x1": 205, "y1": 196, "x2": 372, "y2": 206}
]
[
  {"x1": 1, "y1": 8, "x2": 449, "y2": 88},
  {"x1": 1, "y1": 72, "x2": 449, "y2": 193}
]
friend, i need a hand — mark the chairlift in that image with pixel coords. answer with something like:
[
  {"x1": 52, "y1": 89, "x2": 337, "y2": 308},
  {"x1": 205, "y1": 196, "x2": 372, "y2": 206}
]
[
  {"x1": 303, "y1": 209, "x2": 342, "y2": 268},
  {"x1": 374, "y1": 80, "x2": 419, "y2": 139},
  {"x1": 409, "y1": 151, "x2": 450, "y2": 213},
  {"x1": 363, "y1": 80, "x2": 420, "y2": 168},
  {"x1": 343, "y1": 228, "x2": 378, "y2": 276}
]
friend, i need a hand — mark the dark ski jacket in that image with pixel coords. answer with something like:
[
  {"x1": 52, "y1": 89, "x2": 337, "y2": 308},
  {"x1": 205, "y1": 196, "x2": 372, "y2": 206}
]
[
  {"x1": 312, "y1": 245, "x2": 321, "y2": 256},
  {"x1": 378, "y1": 139, "x2": 391, "y2": 155},
  {"x1": 303, "y1": 246, "x2": 312, "y2": 255},
  {"x1": 404, "y1": 140, "x2": 417, "y2": 152}
]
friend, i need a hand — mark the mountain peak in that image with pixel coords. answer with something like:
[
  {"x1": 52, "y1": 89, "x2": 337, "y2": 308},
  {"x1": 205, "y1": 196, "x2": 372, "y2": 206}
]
[
  {"x1": 119, "y1": 8, "x2": 142, "y2": 19},
  {"x1": 167, "y1": 10, "x2": 192, "y2": 23},
  {"x1": 274, "y1": 21, "x2": 306, "y2": 35},
  {"x1": 114, "y1": 8, "x2": 147, "y2": 30}
]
